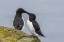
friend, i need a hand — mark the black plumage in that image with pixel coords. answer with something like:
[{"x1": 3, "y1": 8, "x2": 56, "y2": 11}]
[{"x1": 13, "y1": 8, "x2": 29, "y2": 30}]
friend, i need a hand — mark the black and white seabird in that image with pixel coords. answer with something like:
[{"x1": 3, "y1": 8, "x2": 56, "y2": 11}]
[
  {"x1": 13, "y1": 8, "x2": 29, "y2": 31},
  {"x1": 27, "y1": 13, "x2": 45, "y2": 37}
]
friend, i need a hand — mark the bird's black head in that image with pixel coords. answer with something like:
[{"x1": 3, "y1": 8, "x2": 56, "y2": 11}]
[
  {"x1": 28, "y1": 13, "x2": 36, "y2": 20},
  {"x1": 16, "y1": 8, "x2": 29, "y2": 14}
]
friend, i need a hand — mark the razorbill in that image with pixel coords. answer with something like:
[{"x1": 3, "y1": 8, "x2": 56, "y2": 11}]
[
  {"x1": 13, "y1": 8, "x2": 29, "y2": 31},
  {"x1": 27, "y1": 13, "x2": 45, "y2": 37}
]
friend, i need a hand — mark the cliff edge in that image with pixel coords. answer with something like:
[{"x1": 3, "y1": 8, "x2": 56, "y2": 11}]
[{"x1": 0, "y1": 26, "x2": 41, "y2": 42}]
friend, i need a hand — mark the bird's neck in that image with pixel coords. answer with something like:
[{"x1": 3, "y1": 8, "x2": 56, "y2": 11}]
[
  {"x1": 29, "y1": 18, "x2": 35, "y2": 21},
  {"x1": 16, "y1": 13, "x2": 22, "y2": 17},
  {"x1": 29, "y1": 18, "x2": 35, "y2": 20}
]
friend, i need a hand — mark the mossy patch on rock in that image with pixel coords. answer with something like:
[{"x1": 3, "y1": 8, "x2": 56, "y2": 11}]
[{"x1": 0, "y1": 26, "x2": 41, "y2": 42}]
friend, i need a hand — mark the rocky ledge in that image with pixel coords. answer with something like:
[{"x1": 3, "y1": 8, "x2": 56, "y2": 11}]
[{"x1": 0, "y1": 26, "x2": 41, "y2": 42}]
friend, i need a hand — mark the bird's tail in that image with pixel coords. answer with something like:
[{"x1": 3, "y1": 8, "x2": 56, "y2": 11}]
[
  {"x1": 38, "y1": 30, "x2": 45, "y2": 37},
  {"x1": 41, "y1": 34, "x2": 45, "y2": 37}
]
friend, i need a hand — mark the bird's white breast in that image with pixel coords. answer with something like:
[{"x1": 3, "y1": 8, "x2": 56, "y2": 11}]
[
  {"x1": 21, "y1": 17, "x2": 25, "y2": 31},
  {"x1": 27, "y1": 19, "x2": 38, "y2": 36}
]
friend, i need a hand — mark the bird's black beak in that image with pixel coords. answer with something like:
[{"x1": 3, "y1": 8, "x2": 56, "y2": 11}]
[{"x1": 25, "y1": 11, "x2": 30, "y2": 15}]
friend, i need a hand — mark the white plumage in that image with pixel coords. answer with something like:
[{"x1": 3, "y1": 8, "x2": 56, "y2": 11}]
[
  {"x1": 21, "y1": 17, "x2": 25, "y2": 31},
  {"x1": 27, "y1": 19, "x2": 39, "y2": 36}
]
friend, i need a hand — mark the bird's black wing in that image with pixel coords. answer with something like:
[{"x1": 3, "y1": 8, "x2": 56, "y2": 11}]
[
  {"x1": 13, "y1": 18, "x2": 24, "y2": 30},
  {"x1": 31, "y1": 20, "x2": 45, "y2": 37},
  {"x1": 30, "y1": 20, "x2": 40, "y2": 31}
]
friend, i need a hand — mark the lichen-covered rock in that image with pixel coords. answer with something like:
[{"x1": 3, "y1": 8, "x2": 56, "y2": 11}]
[{"x1": 0, "y1": 26, "x2": 41, "y2": 42}]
